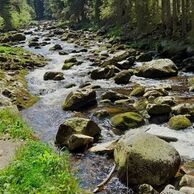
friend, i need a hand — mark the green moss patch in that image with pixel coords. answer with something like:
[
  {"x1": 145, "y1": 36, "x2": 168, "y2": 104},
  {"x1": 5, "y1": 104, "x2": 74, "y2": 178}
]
[
  {"x1": 0, "y1": 45, "x2": 45, "y2": 70},
  {"x1": 168, "y1": 115, "x2": 192, "y2": 130},
  {"x1": 111, "y1": 112, "x2": 144, "y2": 130}
]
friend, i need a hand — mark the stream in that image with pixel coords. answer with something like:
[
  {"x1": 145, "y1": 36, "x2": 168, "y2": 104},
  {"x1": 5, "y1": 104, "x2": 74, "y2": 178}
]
[{"x1": 18, "y1": 22, "x2": 194, "y2": 193}]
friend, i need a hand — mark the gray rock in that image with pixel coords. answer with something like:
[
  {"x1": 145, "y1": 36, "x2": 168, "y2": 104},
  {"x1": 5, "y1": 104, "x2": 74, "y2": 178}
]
[
  {"x1": 67, "y1": 134, "x2": 94, "y2": 151},
  {"x1": 147, "y1": 104, "x2": 171, "y2": 115},
  {"x1": 161, "y1": 185, "x2": 184, "y2": 194},
  {"x1": 43, "y1": 71, "x2": 64, "y2": 81},
  {"x1": 114, "y1": 70, "x2": 131, "y2": 84},
  {"x1": 62, "y1": 88, "x2": 97, "y2": 111},
  {"x1": 90, "y1": 66, "x2": 116, "y2": 80},
  {"x1": 55, "y1": 117, "x2": 101, "y2": 147},
  {"x1": 137, "y1": 59, "x2": 178, "y2": 78},
  {"x1": 114, "y1": 132, "x2": 181, "y2": 186}
]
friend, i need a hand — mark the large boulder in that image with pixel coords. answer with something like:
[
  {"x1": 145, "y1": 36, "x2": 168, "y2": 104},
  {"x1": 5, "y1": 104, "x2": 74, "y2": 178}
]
[
  {"x1": 137, "y1": 59, "x2": 178, "y2": 78},
  {"x1": 55, "y1": 117, "x2": 101, "y2": 147},
  {"x1": 62, "y1": 88, "x2": 97, "y2": 111},
  {"x1": 114, "y1": 132, "x2": 181, "y2": 186},
  {"x1": 168, "y1": 115, "x2": 192, "y2": 130},
  {"x1": 10, "y1": 33, "x2": 26, "y2": 42},
  {"x1": 111, "y1": 112, "x2": 144, "y2": 130}
]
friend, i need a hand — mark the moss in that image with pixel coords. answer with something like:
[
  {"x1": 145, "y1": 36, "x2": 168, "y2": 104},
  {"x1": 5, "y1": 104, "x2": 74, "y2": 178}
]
[
  {"x1": 168, "y1": 115, "x2": 192, "y2": 130},
  {"x1": 133, "y1": 98, "x2": 149, "y2": 111},
  {"x1": 111, "y1": 112, "x2": 144, "y2": 130},
  {"x1": 62, "y1": 62, "x2": 75, "y2": 70},
  {"x1": 0, "y1": 45, "x2": 45, "y2": 109},
  {"x1": 130, "y1": 86, "x2": 145, "y2": 97}
]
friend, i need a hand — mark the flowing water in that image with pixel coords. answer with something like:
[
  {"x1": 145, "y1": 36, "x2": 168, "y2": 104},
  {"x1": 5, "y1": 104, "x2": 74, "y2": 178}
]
[{"x1": 19, "y1": 23, "x2": 194, "y2": 193}]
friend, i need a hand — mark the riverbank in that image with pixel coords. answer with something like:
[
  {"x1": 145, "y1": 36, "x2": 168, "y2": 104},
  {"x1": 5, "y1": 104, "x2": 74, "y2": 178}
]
[{"x1": 0, "y1": 108, "x2": 84, "y2": 193}]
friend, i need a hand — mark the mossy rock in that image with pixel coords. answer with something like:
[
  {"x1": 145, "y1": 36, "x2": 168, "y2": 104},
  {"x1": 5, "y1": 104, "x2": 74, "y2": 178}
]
[
  {"x1": 114, "y1": 70, "x2": 131, "y2": 84},
  {"x1": 55, "y1": 117, "x2": 101, "y2": 147},
  {"x1": 64, "y1": 57, "x2": 77, "y2": 63},
  {"x1": 137, "y1": 59, "x2": 178, "y2": 78},
  {"x1": 133, "y1": 98, "x2": 149, "y2": 111},
  {"x1": 111, "y1": 112, "x2": 144, "y2": 130},
  {"x1": 63, "y1": 89, "x2": 97, "y2": 111},
  {"x1": 130, "y1": 86, "x2": 145, "y2": 97},
  {"x1": 114, "y1": 132, "x2": 181, "y2": 186},
  {"x1": 62, "y1": 62, "x2": 74, "y2": 70},
  {"x1": 168, "y1": 115, "x2": 192, "y2": 130}
]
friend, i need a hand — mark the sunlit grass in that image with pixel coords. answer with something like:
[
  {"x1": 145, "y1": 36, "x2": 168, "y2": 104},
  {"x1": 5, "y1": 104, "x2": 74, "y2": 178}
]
[{"x1": 0, "y1": 109, "x2": 84, "y2": 194}]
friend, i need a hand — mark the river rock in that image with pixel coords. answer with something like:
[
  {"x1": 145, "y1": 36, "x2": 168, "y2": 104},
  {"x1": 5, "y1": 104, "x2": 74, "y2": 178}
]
[
  {"x1": 101, "y1": 90, "x2": 128, "y2": 102},
  {"x1": 64, "y1": 57, "x2": 77, "y2": 63},
  {"x1": 180, "y1": 175, "x2": 194, "y2": 187},
  {"x1": 89, "y1": 139, "x2": 118, "y2": 155},
  {"x1": 10, "y1": 33, "x2": 26, "y2": 42},
  {"x1": 43, "y1": 71, "x2": 64, "y2": 81},
  {"x1": 137, "y1": 59, "x2": 178, "y2": 78},
  {"x1": 62, "y1": 88, "x2": 97, "y2": 111},
  {"x1": 114, "y1": 98, "x2": 135, "y2": 105},
  {"x1": 67, "y1": 134, "x2": 94, "y2": 151},
  {"x1": 50, "y1": 44, "x2": 63, "y2": 51},
  {"x1": 115, "y1": 57, "x2": 135, "y2": 69},
  {"x1": 181, "y1": 161, "x2": 194, "y2": 175},
  {"x1": 59, "y1": 51, "x2": 68, "y2": 55},
  {"x1": 130, "y1": 86, "x2": 145, "y2": 97},
  {"x1": 168, "y1": 115, "x2": 192, "y2": 130},
  {"x1": 188, "y1": 77, "x2": 194, "y2": 92},
  {"x1": 28, "y1": 41, "x2": 40, "y2": 47},
  {"x1": 147, "y1": 104, "x2": 171, "y2": 115},
  {"x1": 161, "y1": 185, "x2": 184, "y2": 194},
  {"x1": 114, "y1": 132, "x2": 181, "y2": 186},
  {"x1": 133, "y1": 98, "x2": 149, "y2": 111},
  {"x1": 143, "y1": 88, "x2": 168, "y2": 98},
  {"x1": 114, "y1": 70, "x2": 131, "y2": 84},
  {"x1": 101, "y1": 50, "x2": 130, "y2": 66},
  {"x1": 154, "y1": 96, "x2": 176, "y2": 106},
  {"x1": 111, "y1": 112, "x2": 144, "y2": 130},
  {"x1": 90, "y1": 66, "x2": 116, "y2": 80},
  {"x1": 55, "y1": 117, "x2": 101, "y2": 147},
  {"x1": 62, "y1": 62, "x2": 75, "y2": 70},
  {"x1": 180, "y1": 186, "x2": 194, "y2": 194},
  {"x1": 172, "y1": 104, "x2": 194, "y2": 115}
]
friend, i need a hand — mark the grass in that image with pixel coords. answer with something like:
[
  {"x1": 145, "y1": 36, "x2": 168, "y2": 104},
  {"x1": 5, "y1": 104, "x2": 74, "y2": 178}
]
[{"x1": 0, "y1": 109, "x2": 84, "y2": 194}]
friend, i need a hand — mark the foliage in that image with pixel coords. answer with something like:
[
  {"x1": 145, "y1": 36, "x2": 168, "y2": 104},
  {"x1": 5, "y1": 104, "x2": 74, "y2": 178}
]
[
  {"x1": 0, "y1": 109, "x2": 33, "y2": 140},
  {"x1": 0, "y1": 0, "x2": 34, "y2": 30}
]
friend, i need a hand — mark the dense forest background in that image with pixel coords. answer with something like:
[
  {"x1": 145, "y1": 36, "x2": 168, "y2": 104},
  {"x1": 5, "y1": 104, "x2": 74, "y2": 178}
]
[{"x1": 1, "y1": 0, "x2": 194, "y2": 43}]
